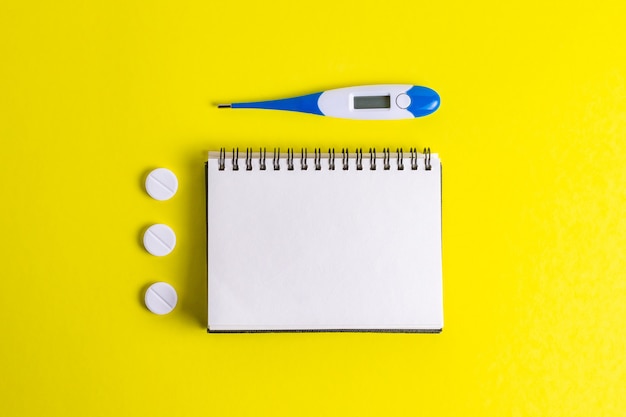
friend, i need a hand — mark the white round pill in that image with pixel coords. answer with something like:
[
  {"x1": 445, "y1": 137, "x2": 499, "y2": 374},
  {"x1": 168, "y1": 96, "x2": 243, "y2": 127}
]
[
  {"x1": 145, "y1": 168, "x2": 178, "y2": 201},
  {"x1": 143, "y1": 224, "x2": 176, "y2": 256},
  {"x1": 145, "y1": 282, "x2": 178, "y2": 315}
]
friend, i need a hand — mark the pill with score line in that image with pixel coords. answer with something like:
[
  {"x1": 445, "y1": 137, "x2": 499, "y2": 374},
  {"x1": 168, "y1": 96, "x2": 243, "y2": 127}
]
[
  {"x1": 143, "y1": 224, "x2": 176, "y2": 256},
  {"x1": 145, "y1": 168, "x2": 178, "y2": 201},
  {"x1": 145, "y1": 282, "x2": 178, "y2": 315}
]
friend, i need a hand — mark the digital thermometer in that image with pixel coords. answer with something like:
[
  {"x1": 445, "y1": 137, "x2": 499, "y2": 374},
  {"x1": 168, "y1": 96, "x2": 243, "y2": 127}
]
[{"x1": 217, "y1": 84, "x2": 440, "y2": 120}]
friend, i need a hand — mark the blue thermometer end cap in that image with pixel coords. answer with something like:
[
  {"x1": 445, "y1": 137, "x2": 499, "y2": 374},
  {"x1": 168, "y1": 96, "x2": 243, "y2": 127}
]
[{"x1": 406, "y1": 86, "x2": 440, "y2": 117}]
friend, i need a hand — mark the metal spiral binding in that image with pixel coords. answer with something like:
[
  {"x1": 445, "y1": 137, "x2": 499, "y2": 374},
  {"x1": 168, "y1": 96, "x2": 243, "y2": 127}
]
[
  {"x1": 356, "y1": 148, "x2": 363, "y2": 170},
  {"x1": 218, "y1": 148, "x2": 226, "y2": 170},
  {"x1": 232, "y1": 148, "x2": 239, "y2": 171},
  {"x1": 259, "y1": 148, "x2": 266, "y2": 170},
  {"x1": 287, "y1": 149, "x2": 294, "y2": 170},
  {"x1": 301, "y1": 148, "x2": 308, "y2": 170},
  {"x1": 342, "y1": 149, "x2": 349, "y2": 170},
  {"x1": 216, "y1": 147, "x2": 432, "y2": 171},
  {"x1": 273, "y1": 148, "x2": 280, "y2": 170},
  {"x1": 410, "y1": 148, "x2": 418, "y2": 170},
  {"x1": 383, "y1": 148, "x2": 390, "y2": 170},
  {"x1": 246, "y1": 148, "x2": 253, "y2": 171},
  {"x1": 424, "y1": 147, "x2": 431, "y2": 171}
]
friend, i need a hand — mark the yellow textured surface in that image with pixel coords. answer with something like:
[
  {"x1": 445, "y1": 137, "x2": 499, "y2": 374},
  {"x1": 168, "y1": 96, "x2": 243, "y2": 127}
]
[{"x1": 1, "y1": 1, "x2": 625, "y2": 416}]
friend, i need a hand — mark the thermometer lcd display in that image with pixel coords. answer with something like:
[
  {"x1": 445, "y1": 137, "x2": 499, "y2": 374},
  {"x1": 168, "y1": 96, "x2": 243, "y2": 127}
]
[{"x1": 353, "y1": 95, "x2": 391, "y2": 109}]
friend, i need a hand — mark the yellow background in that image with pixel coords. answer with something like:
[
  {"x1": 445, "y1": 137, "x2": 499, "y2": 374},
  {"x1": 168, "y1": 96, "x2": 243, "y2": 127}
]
[{"x1": 1, "y1": 0, "x2": 625, "y2": 415}]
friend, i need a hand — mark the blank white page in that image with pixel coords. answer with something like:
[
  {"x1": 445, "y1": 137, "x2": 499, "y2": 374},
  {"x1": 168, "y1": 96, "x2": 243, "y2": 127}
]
[{"x1": 207, "y1": 151, "x2": 442, "y2": 332}]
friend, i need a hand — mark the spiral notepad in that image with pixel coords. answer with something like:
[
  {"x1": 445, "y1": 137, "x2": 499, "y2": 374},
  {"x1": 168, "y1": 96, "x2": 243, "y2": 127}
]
[{"x1": 206, "y1": 148, "x2": 443, "y2": 332}]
